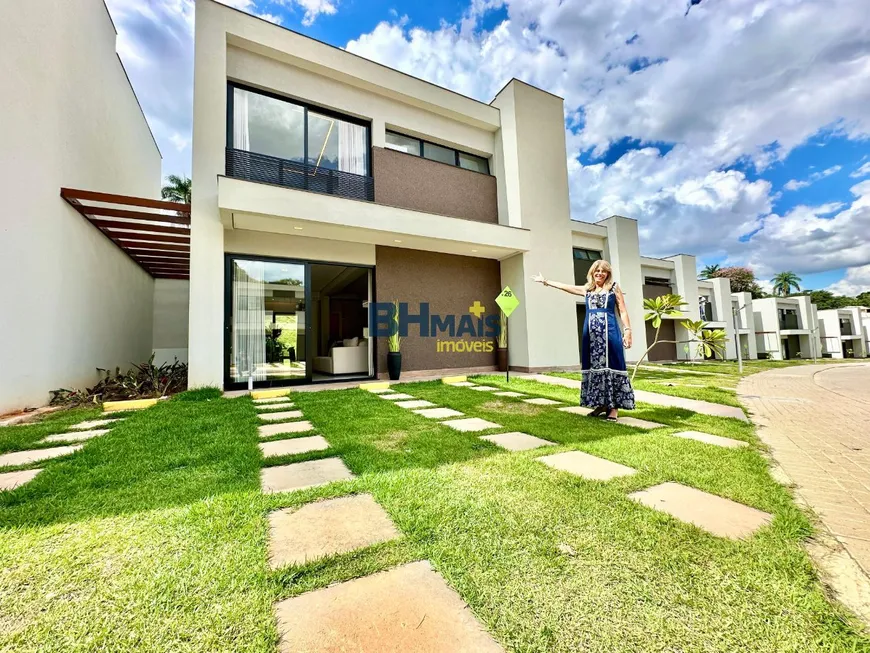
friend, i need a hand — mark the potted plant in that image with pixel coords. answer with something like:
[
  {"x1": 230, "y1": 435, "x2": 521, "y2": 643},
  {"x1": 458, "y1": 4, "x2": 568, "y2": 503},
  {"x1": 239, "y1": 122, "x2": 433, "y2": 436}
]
[
  {"x1": 386, "y1": 300, "x2": 402, "y2": 380},
  {"x1": 496, "y1": 310, "x2": 508, "y2": 371}
]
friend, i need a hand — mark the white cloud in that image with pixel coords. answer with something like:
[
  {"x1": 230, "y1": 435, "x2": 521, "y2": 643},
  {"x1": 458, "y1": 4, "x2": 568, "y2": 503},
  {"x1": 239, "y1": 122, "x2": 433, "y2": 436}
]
[
  {"x1": 783, "y1": 165, "x2": 842, "y2": 191},
  {"x1": 850, "y1": 161, "x2": 870, "y2": 178},
  {"x1": 275, "y1": 0, "x2": 338, "y2": 26},
  {"x1": 826, "y1": 265, "x2": 870, "y2": 295}
]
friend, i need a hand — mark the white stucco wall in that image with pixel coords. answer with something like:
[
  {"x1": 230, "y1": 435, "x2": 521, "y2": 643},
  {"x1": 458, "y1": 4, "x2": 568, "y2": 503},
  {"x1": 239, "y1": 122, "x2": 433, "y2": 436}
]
[
  {"x1": 153, "y1": 280, "x2": 191, "y2": 365},
  {"x1": 0, "y1": 0, "x2": 162, "y2": 413}
]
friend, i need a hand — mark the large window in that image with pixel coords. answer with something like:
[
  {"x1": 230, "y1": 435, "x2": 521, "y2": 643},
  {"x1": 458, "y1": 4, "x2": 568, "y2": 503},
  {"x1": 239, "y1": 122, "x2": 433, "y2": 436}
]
[
  {"x1": 227, "y1": 84, "x2": 372, "y2": 200},
  {"x1": 572, "y1": 248, "x2": 602, "y2": 285},
  {"x1": 385, "y1": 130, "x2": 490, "y2": 174}
]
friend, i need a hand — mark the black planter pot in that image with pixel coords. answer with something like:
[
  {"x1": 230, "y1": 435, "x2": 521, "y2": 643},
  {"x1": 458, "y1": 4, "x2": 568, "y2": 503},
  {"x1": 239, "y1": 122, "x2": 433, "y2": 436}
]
[
  {"x1": 387, "y1": 352, "x2": 402, "y2": 380},
  {"x1": 496, "y1": 347, "x2": 508, "y2": 372}
]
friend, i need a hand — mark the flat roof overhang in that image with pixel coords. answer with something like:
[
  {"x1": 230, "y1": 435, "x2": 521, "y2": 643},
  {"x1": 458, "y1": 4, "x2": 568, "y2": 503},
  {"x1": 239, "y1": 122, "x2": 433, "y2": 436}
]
[
  {"x1": 61, "y1": 188, "x2": 190, "y2": 279},
  {"x1": 217, "y1": 176, "x2": 531, "y2": 260}
]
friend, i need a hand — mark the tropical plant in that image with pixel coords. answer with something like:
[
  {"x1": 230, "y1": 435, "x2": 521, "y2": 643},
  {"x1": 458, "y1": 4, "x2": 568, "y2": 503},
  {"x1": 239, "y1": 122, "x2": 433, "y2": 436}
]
[
  {"x1": 50, "y1": 355, "x2": 187, "y2": 405},
  {"x1": 387, "y1": 300, "x2": 401, "y2": 353},
  {"x1": 161, "y1": 174, "x2": 192, "y2": 204},
  {"x1": 497, "y1": 310, "x2": 508, "y2": 348},
  {"x1": 771, "y1": 271, "x2": 802, "y2": 297},
  {"x1": 699, "y1": 264, "x2": 721, "y2": 280},
  {"x1": 629, "y1": 294, "x2": 727, "y2": 380}
]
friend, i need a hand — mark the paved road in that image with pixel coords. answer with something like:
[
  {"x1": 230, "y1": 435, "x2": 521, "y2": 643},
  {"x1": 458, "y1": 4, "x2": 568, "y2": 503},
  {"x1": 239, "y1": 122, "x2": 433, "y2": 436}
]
[{"x1": 738, "y1": 364, "x2": 870, "y2": 579}]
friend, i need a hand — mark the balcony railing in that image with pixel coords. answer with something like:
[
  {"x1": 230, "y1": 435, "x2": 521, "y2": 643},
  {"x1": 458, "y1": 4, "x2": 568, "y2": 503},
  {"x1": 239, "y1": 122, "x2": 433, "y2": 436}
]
[
  {"x1": 779, "y1": 314, "x2": 800, "y2": 330},
  {"x1": 226, "y1": 148, "x2": 374, "y2": 202}
]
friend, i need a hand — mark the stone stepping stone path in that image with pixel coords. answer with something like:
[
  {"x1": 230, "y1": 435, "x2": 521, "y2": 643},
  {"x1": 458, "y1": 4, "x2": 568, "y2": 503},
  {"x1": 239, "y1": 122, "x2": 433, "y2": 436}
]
[
  {"x1": 255, "y1": 402, "x2": 295, "y2": 411},
  {"x1": 493, "y1": 391, "x2": 526, "y2": 398},
  {"x1": 447, "y1": 381, "x2": 477, "y2": 387},
  {"x1": 0, "y1": 468, "x2": 42, "y2": 491},
  {"x1": 537, "y1": 451, "x2": 636, "y2": 481},
  {"x1": 259, "y1": 410, "x2": 304, "y2": 422},
  {"x1": 260, "y1": 436, "x2": 330, "y2": 458},
  {"x1": 558, "y1": 406, "x2": 593, "y2": 416},
  {"x1": 41, "y1": 429, "x2": 109, "y2": 444},
  {"x1": 612, "y1": 416, "x2": 664, "y2": 430},
  {"x1": 442, "y1": 417, "x2": 502, "y2": 432},
  {"x1": 394, "y1": 400, "x2": 436, "y2": 409},
  {"x1": 523, "y1": 397, "x2": 562, "y2": 406},
  {"x1": 267, "y1": 494, "x2": 399, "y2": 569},
  {"x1": 273, "y1": 560, "x2": 503, "y2": 653},
  {"x1": 629, "y1": 482, "x2": 772, "y2": 539},
  {"x1": 365, "y1": 387, "x2": 393, "y2": 394},
  {"x1": 413, "y1": 407, "x2": 464, "y2": 419},
  {"x1": 0, "y1": 445, "x2": 83, "y2": 468},
  {"x1": 259, "y1": 421, "x2": 315, "y2": 438},
  {"x1": 254, "y1": 397, "x2": 291, "y2": 404},
  {"x1": 261, "y1": 458, "x2": 355, "y2": 494},
  {"x1": 378, "y1": 393, "x2": 415, "y2": 400},
  {"x1": 481, "y1": 432, "x2": 555, "y2": 452},
  {"x1": 470, "y1": 385, "x2": 498, "y2": 391},
  {"x1": 70, "y1": 418, "x2": 122, "y2": 430},
  {"x1": 673, "y1": 430, "x2": 748, "y2": 449}
]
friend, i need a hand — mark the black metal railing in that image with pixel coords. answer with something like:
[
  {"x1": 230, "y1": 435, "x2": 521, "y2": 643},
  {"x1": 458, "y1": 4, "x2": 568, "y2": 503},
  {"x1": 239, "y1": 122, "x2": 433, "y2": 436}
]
[
  {"x1": 226, "y1": 148, "x2": 374, "y2": 202},
  {"x1": 779, "y1": 313, "x2": 799, "y2": 330}
]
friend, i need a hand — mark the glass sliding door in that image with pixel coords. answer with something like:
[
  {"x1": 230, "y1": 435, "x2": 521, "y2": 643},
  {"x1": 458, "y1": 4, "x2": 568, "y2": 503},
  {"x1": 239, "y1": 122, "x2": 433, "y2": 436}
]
[{"x1": 227, "y1": 257, "x2": 307, "y2": 387}]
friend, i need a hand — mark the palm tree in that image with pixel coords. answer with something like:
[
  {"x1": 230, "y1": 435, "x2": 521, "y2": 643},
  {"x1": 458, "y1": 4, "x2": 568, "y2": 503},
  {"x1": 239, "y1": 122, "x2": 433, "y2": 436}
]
[
  {"x1": 699, "y1": 264, "x2": 721, "y2": 280},
  {"x1": 771, "y1": 271, "x2": 802, "y2": 296},
  {"x1": 161, "y1": 175, "x2": 191, "y2": 204}
]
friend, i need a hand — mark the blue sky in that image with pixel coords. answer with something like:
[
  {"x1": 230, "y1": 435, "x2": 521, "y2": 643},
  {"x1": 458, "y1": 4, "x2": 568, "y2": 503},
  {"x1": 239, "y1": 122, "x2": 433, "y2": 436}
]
[{"x1": 106, "y1": 0, "x2": 870, "y2": 295}]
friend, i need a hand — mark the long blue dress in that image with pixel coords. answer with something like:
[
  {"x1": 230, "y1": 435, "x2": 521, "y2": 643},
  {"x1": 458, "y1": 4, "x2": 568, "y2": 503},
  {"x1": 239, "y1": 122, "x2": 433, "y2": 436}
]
[{"x1": 581, "y1": 283, "x2": 636, "y2": 409}]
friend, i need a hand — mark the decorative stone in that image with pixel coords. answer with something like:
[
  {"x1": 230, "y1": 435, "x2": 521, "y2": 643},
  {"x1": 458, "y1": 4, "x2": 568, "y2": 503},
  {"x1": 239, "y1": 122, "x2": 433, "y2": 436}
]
[
  {"x1": 273, "y1": 561, "x2": 503, "y2": 653},
  {"x1": 558, "y1": 406, "x2": 594, "y2": 416},
  {"x1": 612, "y1": 416, "x2": 664, "y2": 430},
  {"x1": 379, "y1": 393, "x2": 415, "y2": 400},
  {"x1": 394, "y1": 400, "x2": 436, "y2": 409},
  {"x1": 0, "y1": 445, "x2": 83, "y2": 468},
  {"x1": 672, "y1": 430, "x2": 749, "y2": 448},
  {"x1": 41, "y1": 429, "x2": 109, "y2": 443},
  {"x1": 259, "y1": 421, "x2": 315, "y2": 438},
  {"x1": 0, "y1": 469, "x2": 42, "y2": 491},
  {"x1": 260, "y1": 458, "x2": 355, "y2": 494},
  {"x1": 260, "y1": 436, "x2": 330, "y2": 458},
  {"x1": 441, "y1": 417, "x2": 502, "y2": 432},
  {"x1": 523, "y1": 398, "x2": 562, "y2": 405},
  {"x1": 255, "y1": 402, "x2": 295, "y2": 411},
  {"x1": 259, "y1": 410, "x2": 305, "y2": 422},
  {"x1": 481, "y1": 432, "x2": 555, "y2": 451},
  {"x1": 537, "y1": 451, "x2": 636, "y2": 481},
  {"x1": 70, "y1": 418, "x2": 122, "y2": 430},
  {"x1": 267, "y1": 494, "x2": 400, "y2": 569},
  {"x1": 629, "y1": 482, "x2": 772, "y2": 539},
  {"x1": 493, "y1": 391, "x2": 525, "y2": 397},
  {"x1": 413, "y1": 407, "x2": 464, "y2": 419}
]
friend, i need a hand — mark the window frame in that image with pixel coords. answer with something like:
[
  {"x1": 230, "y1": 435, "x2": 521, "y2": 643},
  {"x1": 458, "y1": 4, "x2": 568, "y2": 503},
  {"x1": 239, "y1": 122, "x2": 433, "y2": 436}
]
[
  {"x1": 226, "y1": 81, "x2": 373, "y2": 178},
  {"x1": 384, "y1": 129, "x2": 491, "y2": 175}
]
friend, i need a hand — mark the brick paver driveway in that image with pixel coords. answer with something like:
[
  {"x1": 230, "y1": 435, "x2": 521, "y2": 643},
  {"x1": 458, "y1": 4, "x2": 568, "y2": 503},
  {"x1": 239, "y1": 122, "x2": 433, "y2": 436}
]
[{"x1": 739, "y1": 363, "x2": 870, "y2": 578}]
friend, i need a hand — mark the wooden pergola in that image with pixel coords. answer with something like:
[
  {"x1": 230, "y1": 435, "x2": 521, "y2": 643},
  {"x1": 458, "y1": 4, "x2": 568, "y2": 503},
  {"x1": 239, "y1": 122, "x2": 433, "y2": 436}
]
[{"x1": 60, "y1": 188, "x2": 190, "y2": 280}]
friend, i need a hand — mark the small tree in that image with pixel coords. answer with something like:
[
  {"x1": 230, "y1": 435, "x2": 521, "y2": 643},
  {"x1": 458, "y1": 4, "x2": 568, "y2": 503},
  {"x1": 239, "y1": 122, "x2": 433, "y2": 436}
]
[
  {"x1": 161, "y1": 174, "x2": 192, "y2": 204},
  {"x1": 630, "y1": 294, "x2": 727, "y2": 381},
  {"x1": 699, "y1": 264, "x2": 721, "y2": 280},
  {"x1": 771, "y1": 271, "x2": 802, "y2": 297},
  {"x1": 711, "y1": 266, "x2": 765, "y2": 298}
]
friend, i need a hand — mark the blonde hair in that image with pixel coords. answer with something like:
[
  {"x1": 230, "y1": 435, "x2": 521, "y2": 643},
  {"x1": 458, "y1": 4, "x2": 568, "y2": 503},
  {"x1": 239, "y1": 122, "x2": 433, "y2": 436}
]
[{"x1": 585, "y1": 259, "x2": 614, "y2": 292}]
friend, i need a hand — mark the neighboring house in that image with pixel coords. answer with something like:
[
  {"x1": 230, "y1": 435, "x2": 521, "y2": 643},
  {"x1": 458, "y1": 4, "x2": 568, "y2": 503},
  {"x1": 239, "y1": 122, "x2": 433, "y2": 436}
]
[
  {"x1": 752, "y1": 296, "x2": 822, "y2": 360},
  {"x1": 0, "y1": 0, "x2": 180, "y2": 414},
  {"x1": 189, "y1": 0, "x2": 757, "y2": 390},
  {"x1": 818, "y1": 307, "x2": 869, "y2": 359},
  {"x1": 730, "y1": 292, "x2": 759, "y2": 361}
]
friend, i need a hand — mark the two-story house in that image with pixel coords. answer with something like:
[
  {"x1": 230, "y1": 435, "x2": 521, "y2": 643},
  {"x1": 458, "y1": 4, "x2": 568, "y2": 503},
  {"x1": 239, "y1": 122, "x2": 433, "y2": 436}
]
[
  {"x1": 752, "y1": 296, "x2": 822, "y2": 360},
  {"x1": 818, "y1": 307, "x2": 869, "y2": 359}
]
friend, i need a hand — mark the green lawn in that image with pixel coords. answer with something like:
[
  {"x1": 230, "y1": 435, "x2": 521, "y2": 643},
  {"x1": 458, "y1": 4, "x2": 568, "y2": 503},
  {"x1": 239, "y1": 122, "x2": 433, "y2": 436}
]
[{"x1": 0, "y1": 381, "x2": 867, "y2": 651}]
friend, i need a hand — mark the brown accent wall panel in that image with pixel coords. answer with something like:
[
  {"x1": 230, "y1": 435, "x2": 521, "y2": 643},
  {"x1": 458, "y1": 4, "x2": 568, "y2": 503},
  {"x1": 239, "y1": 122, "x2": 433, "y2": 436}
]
[
  {"x1": 372, "y1": 147, "x2": 498, "y2": 224},
  {"x1": 374, "y1": 246, "x2": 501, "y2": 374},
  {"x1": 644, "y1": 320, "x2": 678, "y2": 361}
]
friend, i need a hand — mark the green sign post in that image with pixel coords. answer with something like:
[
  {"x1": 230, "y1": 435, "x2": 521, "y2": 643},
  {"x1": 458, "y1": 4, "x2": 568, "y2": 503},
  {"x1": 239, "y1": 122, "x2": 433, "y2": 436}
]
[{"x1": 495, "y1": 286, "x2": 520, "y2": 382}]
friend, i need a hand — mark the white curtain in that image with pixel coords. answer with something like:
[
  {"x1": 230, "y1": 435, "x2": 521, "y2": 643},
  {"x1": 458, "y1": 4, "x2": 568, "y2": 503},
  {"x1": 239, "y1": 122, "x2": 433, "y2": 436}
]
[
  {"x1": 233, "y1": 261, "x2": 266, "y2": 382},
  {"x1": 233, "y1": 88, "x2": 250, "y2": 151},
  {"x1": 338, "y1": 121, "x2": 366, "y2": 175}
]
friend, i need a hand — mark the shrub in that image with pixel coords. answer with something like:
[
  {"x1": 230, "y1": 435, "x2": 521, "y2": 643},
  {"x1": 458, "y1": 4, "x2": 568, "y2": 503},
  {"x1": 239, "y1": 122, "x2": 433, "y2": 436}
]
[{"x1": 50, "y1": 356, "x2": 188, "y2": 405}]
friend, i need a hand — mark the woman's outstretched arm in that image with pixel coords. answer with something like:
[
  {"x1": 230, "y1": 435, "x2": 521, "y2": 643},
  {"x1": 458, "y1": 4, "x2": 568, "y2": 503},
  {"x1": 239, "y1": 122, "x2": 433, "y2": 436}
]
[
  {"x1": 531, "y1": 273, "x2": 587, "y2": 296},
  {"x1": 614, "y1": 284, "x2": 633, "y2": 349}
]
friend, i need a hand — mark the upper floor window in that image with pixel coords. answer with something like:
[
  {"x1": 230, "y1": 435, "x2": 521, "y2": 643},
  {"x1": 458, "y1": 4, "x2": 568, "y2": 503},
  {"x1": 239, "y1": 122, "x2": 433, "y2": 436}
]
[
  {"x1": 385, "y1": 130, "x2": 490, "y2": 174},
  {"x1": 572, "y1": 248, "x2": 602, "y2": 285},
  {"x1": 230, "y1": 84, "x2": 370, "y2": 177}
]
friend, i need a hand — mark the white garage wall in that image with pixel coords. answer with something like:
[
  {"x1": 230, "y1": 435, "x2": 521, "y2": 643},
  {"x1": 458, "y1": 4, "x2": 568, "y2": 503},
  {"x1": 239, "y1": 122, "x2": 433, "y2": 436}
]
[{"x1": 0, "y1": 0, "x2": 162, "y2": 413}]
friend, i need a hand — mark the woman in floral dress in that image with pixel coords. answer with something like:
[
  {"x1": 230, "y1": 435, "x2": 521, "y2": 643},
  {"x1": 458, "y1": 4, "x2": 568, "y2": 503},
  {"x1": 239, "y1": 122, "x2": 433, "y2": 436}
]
[{"x1": 532, "y1": 260, "x2": 635, "y2": 420}]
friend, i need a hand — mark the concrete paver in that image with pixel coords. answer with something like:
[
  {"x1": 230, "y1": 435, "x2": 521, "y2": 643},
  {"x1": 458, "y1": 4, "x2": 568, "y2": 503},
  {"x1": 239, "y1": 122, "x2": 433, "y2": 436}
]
[
  {"x1": 481, "y1": 432, "x2": 555, "y2": 451},
  {"x1": 613, "y1": 416, "x2": 664, "y2": 430},
  {"x1": 537, "y1": 450, "x2": 635, "y2": 481},
  {"x1": 41, "y1": 429, "x2": 109, "y2": 443},
  {"x1": 493, "y1": 391, "x2": 526, "y2": 397},
  {"x1": 470, "y1": 385, "x2": 498, "y2": 391},
  {"x1": 629, "y1": 481, "x2": 772, "y2": 539},
  {"x1": 260, "y1": 436, "x2": 330, "y2": 458},
  {"x1": 254, "y1": 397, "x2": 292, "y2": 404},
  {"x1": 448, "y1": 381, "x2": 477, "y2": 387},
  {"x1": 259, "y1": 410, "x2": 304, "y2": 422},
  {"x1": 273, "y1": 560, "x2": 503, "y2": 652},
  {"x1": 255, "y1": 402, "x2": 295, "y2": 411},
  {"x1": 259, "y1": 421, "x2": 315, "y2": 438},
  {"x1": 673, "y1": 430, "x2": 749, "y2": 449},
  {"x1": 0, "y1": 445, "x2": 83, "y2": 468},
  {"x1": 0, "y1": 468, "x2": 42, "y2": 491},
  {"x1": 441, "y1": 417, "x2": 502, "y2": 432},
  {"x1": 394, "y1": 400, "x2": 436, "y2": 409},
  {"x1": 523, "y1": 398, "x2": 562, "y2": 406},
  {"x1": 739, "y1": 364, "x2": 870, "y2": 575},
  {"x1": 260, "y1": 458, "x2": 355, "y2": 494},
  {"x1": 558, "y1": 406, "x2": 594, "y2": 416},
  {"x1": 70, "y1": 418, "x2": 122, "y2": 430},
  {"x1": 267, "y1": 494, "x2": 400, "y2": 569},
  {"x1": 413, "y1": 407, "x2": 464, "y2": 419},
  {"x1": 379, "y1": 393, "x2": 415, "y2": 400}
]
